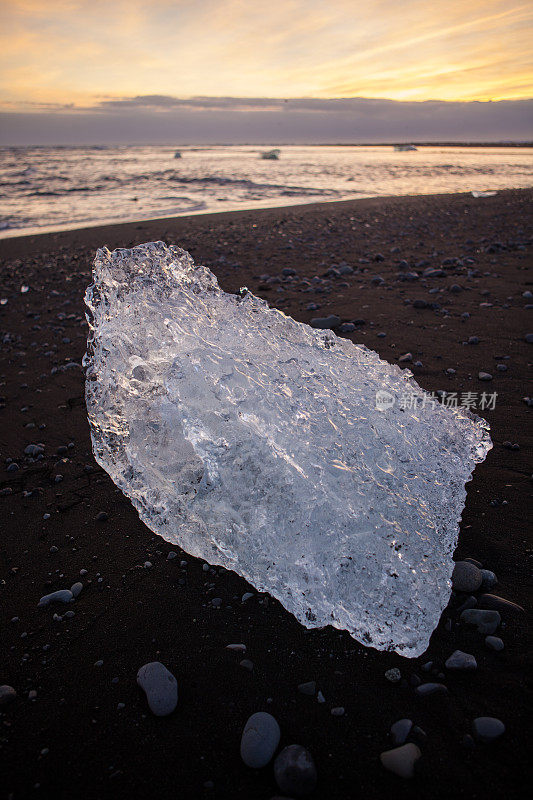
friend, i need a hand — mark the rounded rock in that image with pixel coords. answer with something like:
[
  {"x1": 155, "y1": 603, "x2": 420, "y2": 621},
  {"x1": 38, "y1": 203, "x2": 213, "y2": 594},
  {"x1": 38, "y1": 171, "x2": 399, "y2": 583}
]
[
  {"x1": 415, "y1": 682, "x2": 448, "y2": 697},
  {"x1": 385, "y1": 668, "x2": 401, "y2": 683},
  {"x1": 477, "y1": 594, "x2": 524, "y2": 614},
  {"x1": 309, "y1": 315, "x2": 341, "y2": 330},
  {"x1": 460, "y1": 608, "x2": 501, "y2": 634},
  {"x1": 480, "y1": 570, "x2": 497, "y2": 591},
  {"x1": 240, "y1": 712, "x2": 281, "y2": 768},
  {"x1": 452, "y1": 561, "x2": 482, "y2": 592},
  {"x1": 274, "y1": 745, "x2": 317, "y2": 796},
  {"x1": 390, "y1": 719, "x2": 413, "y2": 746},
  {"x1": 445, "y1": 650, "x2": 477, "y2": 671},
  {"x1": 136, "y1": 662, "x2": 178, "y2": 717},
  {"x1": 380, "y1": 743, "x2": 421, "y2": 778},
  {"x1": 297, "y1": 681, "x2": 316, "y2": 696},
  {"x1": 472, "y1": 716, "x2": 505, "y2": 742},
  {"x1": 38, "y1": 589, "x2": 74, "y2": 607},
  {"x1": 485, "y1": 635, "x2": 504, "y2": 651},
  {"x1": 0, "y1": 685, "x2": 17, "y2": 706}
]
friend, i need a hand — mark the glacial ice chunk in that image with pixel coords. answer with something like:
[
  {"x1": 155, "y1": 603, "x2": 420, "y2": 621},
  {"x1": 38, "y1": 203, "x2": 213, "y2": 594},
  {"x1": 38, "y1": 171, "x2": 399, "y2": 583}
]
[{"x1": 84, "y1": 242, "x2": 492, "y2": 656}]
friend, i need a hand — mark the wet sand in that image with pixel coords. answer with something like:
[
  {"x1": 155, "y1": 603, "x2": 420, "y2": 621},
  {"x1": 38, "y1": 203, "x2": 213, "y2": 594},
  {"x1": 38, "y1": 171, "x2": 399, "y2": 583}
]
[{"x1": 0, "y1": 189, "x2": 531, "y2": 799}]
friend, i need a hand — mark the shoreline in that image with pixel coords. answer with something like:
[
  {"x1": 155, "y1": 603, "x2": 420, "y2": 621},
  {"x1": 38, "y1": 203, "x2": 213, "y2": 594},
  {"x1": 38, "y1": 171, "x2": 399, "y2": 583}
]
[
  {"x1": 1, "y1": 187, "x2": 531, "y2": 254},
  {"x1": 1, "y1": 187, "x2": 531, "y2": 799}
]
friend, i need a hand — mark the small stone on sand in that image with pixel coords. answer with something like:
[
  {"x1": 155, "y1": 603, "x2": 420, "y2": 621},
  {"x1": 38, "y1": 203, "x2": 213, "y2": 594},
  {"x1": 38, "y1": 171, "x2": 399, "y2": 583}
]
[
  {"x1": 274, "y1": 745, "x2": 317, "y2": 796},
  {"x1": 240, "y1": 711, "x2": 281, "y2": 768},
  {"x1": 136, "y1": 662, "x2": 178, "y2": 717},
  {"x1": 380, "y1": 743, "x2": 421, "y2": 778}
]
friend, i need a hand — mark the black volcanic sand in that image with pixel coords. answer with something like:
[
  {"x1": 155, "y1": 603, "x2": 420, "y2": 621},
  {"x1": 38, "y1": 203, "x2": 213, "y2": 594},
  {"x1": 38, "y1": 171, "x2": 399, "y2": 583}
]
[{"x1": 0, "y1": 190, "x2": 531, "y2": 800}]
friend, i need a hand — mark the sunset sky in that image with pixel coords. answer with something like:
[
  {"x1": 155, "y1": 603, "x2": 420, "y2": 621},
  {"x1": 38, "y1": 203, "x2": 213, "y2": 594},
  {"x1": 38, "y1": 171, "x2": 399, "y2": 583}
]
[{"x1": 0, "y1": 0, "x2": 532, "y2": 142}]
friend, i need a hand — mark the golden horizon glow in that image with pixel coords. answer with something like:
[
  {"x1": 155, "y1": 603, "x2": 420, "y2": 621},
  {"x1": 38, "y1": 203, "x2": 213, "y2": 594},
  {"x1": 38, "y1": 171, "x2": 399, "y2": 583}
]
[{"x1": 0, "y1": 0, "x2": 532, "y2": 111}]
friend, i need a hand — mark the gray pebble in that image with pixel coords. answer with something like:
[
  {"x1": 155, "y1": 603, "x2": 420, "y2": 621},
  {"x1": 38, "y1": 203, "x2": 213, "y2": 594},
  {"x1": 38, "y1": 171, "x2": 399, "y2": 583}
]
[
  {"x1": 380, "y1": 743, "x2": 421, "y2": 778},
  {"x1": 240, "y1": 712, "x2": 281, "y2": 768},
  {"x1": 410, "y1": 725, "x2": 427, "y2": 745},
  {"x1": 338, "y1": 322, "x2": 356, "y2": 333},
  {"x1": 457, "y1": 595, "x2": 477, "y2": 613},
  {"x1": 309, "y1": 315, "x2": 341, "y2": 330},
  {"x1": 0, "y1": 685, "x2": 17, "y2": 706},
  {"x1": 460, "y1": 608, "x2": 501, "y2": 634},
  {"x1": 478, "y1": 372, "x2": 493, "y2": 381},
  {"x1": 70, "y1": 582, "x2": 83, "y2": 598},
  {"x1": 445, "y1": 650, "x2": 477, "y2": 670},
  {"x1": 525, "y1": 333, "x2": 533, "y2": 343},
  {"x1": 415, "y1": 683, "x2": 448, "y2": 696},
  {"x1": 472, "y1": 716, "x2": 505, "y2": 742},
  {"x1": 24, "y1": 444, "x2": 44, "y2": 456},
  {"x1": 297, "y1": 681, "x2": 316, "y2": 696},
  {"x1": 485, "y1": 636, "x2": 504, "y2": 651},
  {"x1": 274, "y1": 745, "x2": 317, "y2": 797},
  {"x1": 330, "y1": 707, "x2": 345, "y2": 716},
  {"x1": 385, "y1": 668, "x2": 401, "y2": 683},
  {"x1": 452, "y1": 561, "x2": 482, "y2": 592},
  {"x1": 136, "y1": 662, "x2": 178, "y2": 717},
  {"x1": 390, "y1": 719, "x2": 413, "y2": 746},
  {"x1": 477, "y1": 594, "x2": 524, "y2": 614},
  {"x1": 480, "y1": 570, "x2": 497, "y2": 591},
  {"x1": 38, "y1": 589, "x2": 74, "y2": 607}
]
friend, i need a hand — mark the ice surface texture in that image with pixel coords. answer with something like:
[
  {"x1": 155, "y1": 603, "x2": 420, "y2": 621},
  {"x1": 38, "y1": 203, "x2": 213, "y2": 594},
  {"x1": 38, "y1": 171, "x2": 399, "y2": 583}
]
[{"x1": 85, "y1": 242, "x2": 492, "y2": 656}]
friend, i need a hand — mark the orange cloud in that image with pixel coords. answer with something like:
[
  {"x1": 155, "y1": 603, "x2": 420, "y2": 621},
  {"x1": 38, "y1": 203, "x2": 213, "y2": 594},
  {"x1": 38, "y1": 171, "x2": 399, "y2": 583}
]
[{"x1": 0, "y1": 0, "x2": 531, "y2": 109}]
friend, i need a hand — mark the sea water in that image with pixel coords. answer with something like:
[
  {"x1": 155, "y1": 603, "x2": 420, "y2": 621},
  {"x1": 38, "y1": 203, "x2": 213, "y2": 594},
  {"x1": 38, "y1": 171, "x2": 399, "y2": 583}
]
[{"x1": 0, "y1": 144, "x2": 531, "y2": 237}]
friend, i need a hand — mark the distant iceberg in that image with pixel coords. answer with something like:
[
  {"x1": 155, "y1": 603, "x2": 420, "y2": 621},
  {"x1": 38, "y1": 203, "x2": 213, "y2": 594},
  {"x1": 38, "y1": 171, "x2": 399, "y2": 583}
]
[
  {"x1": 260, "y1": 149, "x2": 281, "y2": 160},
  {"x1": 394, "y1": 144, "x2": 417, "y2": 152}
]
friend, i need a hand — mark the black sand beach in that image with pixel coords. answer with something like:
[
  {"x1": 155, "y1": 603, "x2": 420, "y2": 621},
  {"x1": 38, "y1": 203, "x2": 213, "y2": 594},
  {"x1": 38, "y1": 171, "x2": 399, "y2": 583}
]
[{"x1": 1, "y1": 189, "x2": 531, "y2": 799}]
